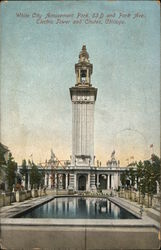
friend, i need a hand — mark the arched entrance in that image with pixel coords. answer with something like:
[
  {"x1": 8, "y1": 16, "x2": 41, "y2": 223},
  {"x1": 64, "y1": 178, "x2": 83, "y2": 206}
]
[
  {"x1": 99, "y1": 175, "x2": 107, "y2": 190},
  {"x1": 62, "y1": 174, "x2": 66, "y2": 189},
  {"x1": 78, "y1": 175, "x2": 86, "y2": 191}
]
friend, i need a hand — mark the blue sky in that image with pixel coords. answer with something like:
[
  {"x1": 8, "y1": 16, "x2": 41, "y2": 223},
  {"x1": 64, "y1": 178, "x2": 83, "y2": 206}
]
[{"x1": 0, "y1": 1, "x2": 160, "y2": 165}]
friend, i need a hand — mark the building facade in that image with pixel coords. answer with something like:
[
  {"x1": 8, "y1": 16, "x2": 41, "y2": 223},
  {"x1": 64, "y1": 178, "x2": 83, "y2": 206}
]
[{"x1": 23, "y1": 46, "x2": 125, "y2": 192}]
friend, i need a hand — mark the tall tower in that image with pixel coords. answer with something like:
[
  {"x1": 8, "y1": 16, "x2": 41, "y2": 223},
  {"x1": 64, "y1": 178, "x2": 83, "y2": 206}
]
[{"x1": 70, "y1": 45, "x2": 97, "y2": 166}]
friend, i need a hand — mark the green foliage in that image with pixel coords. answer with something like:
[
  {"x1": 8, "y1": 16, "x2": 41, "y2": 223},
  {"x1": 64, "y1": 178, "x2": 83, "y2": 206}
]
[
  {"x1": 20, "y1": 159, "x2": 28, "y2": 188},
  {"x1": 21, "y1": 159, "x2": 27, "y2": 176},
  {"x1": 143, "y1": 160, "x2": 156, "y2": 195},
  {"x1": 30, "y1": 162, "x2": 43, "y2": 188},
  {"x1": 151, "y1": 154, "x2": 160, "y2": 185},
  {"x1": 6, "y1": 153, "x2": 17, "y2": 191},
  {"x1": 120, "y1": 172, "x2": 127, "y2": 187},
  {"x1": 0, "y1": 149, "x2": 6, "y2": 167},
  {"x1": 0, "y1": 147, "x2": 7, "y2": 179},
  {"x1": 128, "y1": 168, "x2": 135, "y2": 187},
  {"x1": 121, "y1": 168, "x2": 136, "y2": 190},
  {"x1": 136, "y1": 161, "x2": 144, "y2": 180},
  {"x1": 122, "y1": 154, "x2": 160, "y2": 198},
  {"x1": 136, "y1": 161, "x2": 144, "y2": 196}
]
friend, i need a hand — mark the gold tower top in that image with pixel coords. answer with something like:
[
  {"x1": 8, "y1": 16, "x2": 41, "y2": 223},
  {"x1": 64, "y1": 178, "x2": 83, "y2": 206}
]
[
  {"x1": 79, "y1": 45, "x2": 89, "y2": 62},
  {"x1": 75, "y1": 45, "x2": 93, "y2": 86}
]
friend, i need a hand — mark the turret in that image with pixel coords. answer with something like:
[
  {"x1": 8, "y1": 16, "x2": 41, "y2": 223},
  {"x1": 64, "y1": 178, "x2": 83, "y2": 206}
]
[{"x1": 75, "y1": 45, "x2": 93, "y2": 86}]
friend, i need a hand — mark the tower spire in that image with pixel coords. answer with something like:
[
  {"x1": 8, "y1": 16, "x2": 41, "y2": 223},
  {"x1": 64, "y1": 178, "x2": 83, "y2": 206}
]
[
  {"x1": 79, "y1": 45, "x2": 89, "y2": 62},
  {"x1": 75, "y1": 45, "x2": 93, "y2": 86}
]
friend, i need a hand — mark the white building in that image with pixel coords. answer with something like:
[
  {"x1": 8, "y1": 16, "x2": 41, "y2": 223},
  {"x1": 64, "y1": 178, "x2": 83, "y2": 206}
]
[{"x1": 25, "y1": 46, "x2": 126, "y2": 192}]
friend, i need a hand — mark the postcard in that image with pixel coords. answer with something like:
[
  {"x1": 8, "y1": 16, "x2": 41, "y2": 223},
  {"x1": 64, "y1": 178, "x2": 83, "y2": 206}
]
[{"x1": 0, "y1": 1, "x2": 160, "y2": 250}]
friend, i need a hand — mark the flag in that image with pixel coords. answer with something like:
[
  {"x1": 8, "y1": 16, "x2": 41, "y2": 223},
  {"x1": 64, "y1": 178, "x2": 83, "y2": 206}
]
[
  {"x1": 51, "y1": 149, "x2": 56, "y2": 159},
  {"x1": 150, "y1": 144, "x2": 153, "y2": 148},
  {"x1": 111, "y1": 150, "x2": 115, "y2": 157}
]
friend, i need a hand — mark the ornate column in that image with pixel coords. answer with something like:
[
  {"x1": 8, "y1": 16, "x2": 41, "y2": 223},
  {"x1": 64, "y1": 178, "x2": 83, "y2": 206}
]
[
  {"x1": 68, "y1": 173, "x2": 75, "y2": 190},
  {"x1": 87, "y1": 173, "x2": 90, "y2": 191},
  {"x1": 28, "y1": 172, "x2": 31, "y2": 190},
  {"x1": 65, "y1": 174, "x2": 68, "y2": 190},
  {"x1": 58, "y1": 174, "x2": 63, "y2": 190},
  {"x1": 44, "y1": 173, "x2": 48, "y2": 187},
  {"x1": 74, "y1": 174, "x2": 77, "y2": 191},
  {"x1": 90, "y1": 174, "x2": 96, "y2": 190},
  {"x1": 54, "y1": 173, "x2": 57, "y2": 189},
  {"x1": 48, "y1": 174, "x2": 52, "y2": 189},
  {"x1": 97, "y1": 174, "x2": 99, "y2": 188},
  {"x1": 107, "y1": 175, "x2": 110, "y2": 189},
  {"x1": 111, "y1": 175, "x2": 114, "y2": 189},
  {"x1": 115, "y1": 173, "x2": 119, "y2": 190}
]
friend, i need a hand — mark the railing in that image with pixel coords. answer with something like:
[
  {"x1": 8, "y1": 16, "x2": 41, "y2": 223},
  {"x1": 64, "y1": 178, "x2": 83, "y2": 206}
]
[
  {"x1": 118, "y1": 190, "x2": 160, "y2": 208},
  {"x1": 0, "y1": 188, "x2": 47, "y2": 207}
]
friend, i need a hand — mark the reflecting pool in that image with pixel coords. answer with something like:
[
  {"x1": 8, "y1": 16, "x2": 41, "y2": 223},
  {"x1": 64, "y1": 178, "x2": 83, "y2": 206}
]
[{"x1": 18, "y1": 197, "x2": 138, "y2": 219}]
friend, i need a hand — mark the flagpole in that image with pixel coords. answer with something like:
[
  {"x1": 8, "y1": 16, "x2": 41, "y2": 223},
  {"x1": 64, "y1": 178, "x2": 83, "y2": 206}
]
[
  {"x1": 29, "y1": 154, "x2": 33, "y2": 163},
  {"x1": 150, "y1": 144, "x2": 154, "y2": 157}
]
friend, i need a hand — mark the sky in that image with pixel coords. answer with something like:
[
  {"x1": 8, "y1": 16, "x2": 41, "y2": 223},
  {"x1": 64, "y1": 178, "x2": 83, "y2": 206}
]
[{"x1": 0, "y1": 1, "x2": 160, "y2": 166}]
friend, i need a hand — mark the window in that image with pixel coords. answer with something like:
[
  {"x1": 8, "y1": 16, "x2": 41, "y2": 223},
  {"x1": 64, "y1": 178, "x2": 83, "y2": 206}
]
[{"x1": 81, "y1": 70, "x2": 87, "y2": 83}]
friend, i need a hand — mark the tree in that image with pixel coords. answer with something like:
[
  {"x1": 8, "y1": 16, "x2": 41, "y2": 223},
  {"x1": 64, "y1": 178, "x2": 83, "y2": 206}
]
[
  {"x1": 136, "y1": 161, "x2": 144, "y2": 203},
  {"x1": 151, "y1": 154, "x2": 160, "y2": 190},
  {"x1": 120, "y1": 155, "x2": 160, "y2": 206},
  {"x1": 136, "y1": 155, "x2": 160, "y2": 207},
  {"x1": 143, "y1": 160, "x2": 156, "y2": 207},
  {"x1": 6, "y1": 153, "x2": 17, "y2": 191},
  {"x1": 128, "y1": 167, "x2": 136, "y2": 188},
  {"x1": 0, "y1": 148, "x2": 7, "y2": 190},
  {"x1": 136, "y1": 161, "x2": 143, "y2": 185},
  {"x1": 30, "y1": 162, "x2": 43, "y2": 189},
  {"x1": 120, "y1": 172, "x2": 127, "y2": 188},
  {"x1": 20, "y1": 159, "x2": 28, "y2": 188},
  {"x1": 0, "y1": 149, "x2": 6, "y2": 167}
]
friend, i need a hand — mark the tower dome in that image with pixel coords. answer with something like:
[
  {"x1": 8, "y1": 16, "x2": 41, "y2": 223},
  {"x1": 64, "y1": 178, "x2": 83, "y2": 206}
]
[{"x1": 79, "y1": 45, "x2": 89, "y2": 62}]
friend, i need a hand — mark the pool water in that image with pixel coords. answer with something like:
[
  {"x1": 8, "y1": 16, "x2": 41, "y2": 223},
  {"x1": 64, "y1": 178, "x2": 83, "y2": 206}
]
[{"x1": 18, "y1": 197, "x2": 138, "y2": 219}]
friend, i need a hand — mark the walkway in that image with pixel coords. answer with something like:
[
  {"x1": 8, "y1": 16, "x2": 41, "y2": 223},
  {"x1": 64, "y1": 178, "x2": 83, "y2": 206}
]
[
  {"x1": 109, "y1": 196, "x2": 160, "y2": 229},
  {"x1": 0, "y1": 194, "x2": 54, "y2": 218}
]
